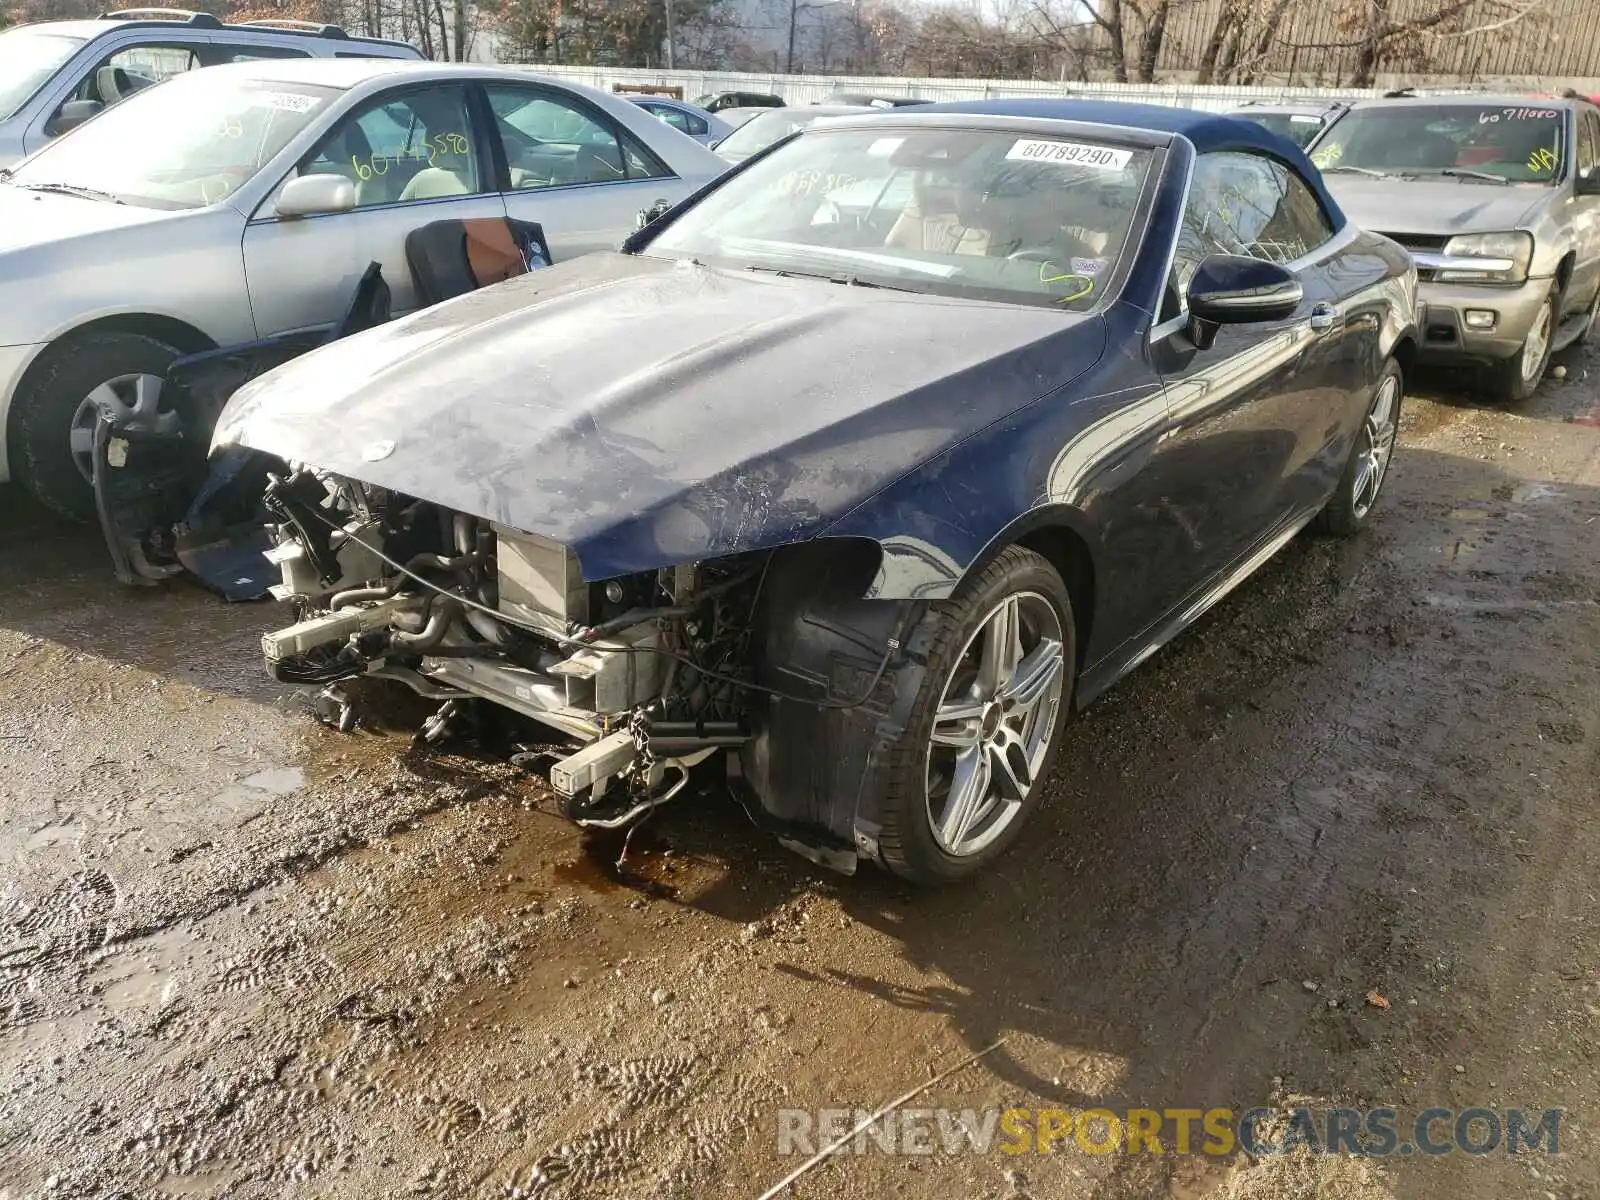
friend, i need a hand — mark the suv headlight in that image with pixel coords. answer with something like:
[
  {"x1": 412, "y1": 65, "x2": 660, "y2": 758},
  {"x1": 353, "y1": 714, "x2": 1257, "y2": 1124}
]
[{"x1": 1437, "y1": 231, "x2": 1533, "y2": 284}]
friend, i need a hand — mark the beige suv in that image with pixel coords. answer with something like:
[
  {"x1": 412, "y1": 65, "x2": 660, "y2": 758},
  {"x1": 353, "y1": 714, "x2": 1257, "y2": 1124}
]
[{"x1": 1310, "y1": 93, "x2": 1600, "y2": 402}]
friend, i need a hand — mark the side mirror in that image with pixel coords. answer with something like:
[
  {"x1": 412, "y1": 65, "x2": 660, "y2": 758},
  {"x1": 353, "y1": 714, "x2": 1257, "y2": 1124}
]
[
  {"x1": 276, "y1": 173, "x2": 356, "y2": 219},
  {"x1": 48, "y1": 99, "x2": 104, "y2": 137},
  {"x1": 1184, "y1": 253, "x2": 1304, "y2": 350},
  {"x1": 636, "y1": 198, "x2": 673, "y2": 230},
  {"x1": 1577, "y1": 168, "x2": 1600, "y2": 196}
]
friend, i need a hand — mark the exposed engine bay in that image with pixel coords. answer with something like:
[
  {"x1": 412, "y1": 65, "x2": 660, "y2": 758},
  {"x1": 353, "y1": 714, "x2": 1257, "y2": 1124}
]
[{"x1": 259, "y1": 465, "x2": 791, "y2": 832}]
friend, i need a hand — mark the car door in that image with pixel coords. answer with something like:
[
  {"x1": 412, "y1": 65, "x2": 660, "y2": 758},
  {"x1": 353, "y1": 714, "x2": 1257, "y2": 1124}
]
[
  {"x1": 484, "y1": 82, "x2": 685, "y2": 260},
  {"x1": 241, "y1": 81, "x2": 507, "y2": 336},
  {"x1": 1568, "y1": 107, "x2": 1600, "y2": 316},
  {"x1": 1145, "y1": 150, "x2": 1335, "y2": 595}
]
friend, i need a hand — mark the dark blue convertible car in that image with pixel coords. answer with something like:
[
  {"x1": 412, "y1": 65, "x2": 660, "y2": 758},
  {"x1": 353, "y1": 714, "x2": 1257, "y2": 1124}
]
[{"x1": 218, "y1": 100, "x2": 1418, "y2": 885}]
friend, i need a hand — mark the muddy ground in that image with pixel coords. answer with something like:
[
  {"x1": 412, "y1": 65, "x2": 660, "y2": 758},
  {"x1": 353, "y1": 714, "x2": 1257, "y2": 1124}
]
[{"x1": 1, "y1": 354, "x2": 1597, "y2": 1200}]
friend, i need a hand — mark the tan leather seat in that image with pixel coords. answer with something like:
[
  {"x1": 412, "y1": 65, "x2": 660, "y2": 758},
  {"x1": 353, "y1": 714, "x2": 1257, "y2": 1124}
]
[{"x1": 399, "y1": 166, "x2": 471, "y2": 202}]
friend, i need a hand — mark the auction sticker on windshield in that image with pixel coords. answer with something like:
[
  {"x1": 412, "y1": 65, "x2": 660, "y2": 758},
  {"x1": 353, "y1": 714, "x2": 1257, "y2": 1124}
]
[
  {"x1": 259, "y1": 91, "x2": 318, "y2": 113},
  {"x1": 1006, "y1": 139, "x2": 1132, "y2": 170}
]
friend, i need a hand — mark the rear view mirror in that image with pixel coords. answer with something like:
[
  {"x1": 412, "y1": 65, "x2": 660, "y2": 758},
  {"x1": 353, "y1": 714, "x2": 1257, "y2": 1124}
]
[
  {"x1": 276, "y1": 173, "x2": 356, "y2": 219},
  {"x1": 48, "y1": 99, "x2": 104, "y2": 137},
  {"x1": 636, "y1": 198, "x2": 673, "y2": 230},
  {"x1": 1185, "y1": 253, "x2": 1303, "y2": 349}
]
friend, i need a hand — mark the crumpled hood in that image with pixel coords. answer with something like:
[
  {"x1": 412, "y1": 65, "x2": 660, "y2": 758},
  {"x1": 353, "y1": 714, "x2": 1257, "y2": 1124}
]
[
  {"x1": 1325, "y1": 176, "x2": 1546, "y2": 237},
  {"x1": 0, "y1": 184, "x2": 175, "y2": 253},
  {"x1": 218, "y1": 253, "x2": 1102, "y2": 581}
]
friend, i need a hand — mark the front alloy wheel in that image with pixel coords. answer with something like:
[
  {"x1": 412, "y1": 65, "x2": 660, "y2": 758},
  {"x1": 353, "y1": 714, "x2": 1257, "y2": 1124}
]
[
  {"x1": 877, "y1": 545, "x2": 1077, "y2": 885},
  {"x1": 926, "y1": 592, "x2": 1067, "y2": 857}
]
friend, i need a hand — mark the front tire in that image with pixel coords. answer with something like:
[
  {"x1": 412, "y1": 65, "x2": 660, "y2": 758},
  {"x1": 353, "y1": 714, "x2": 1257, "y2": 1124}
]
[
  {"x1": 7, "y1": 332, "x2": 183, "y2": 520},
  {"x1": 1486, "y1": 285, "x2": 1557, "y2": 404},
  {"x1": 878, "y1": 546, "x2": 1075, "y2": 886}
]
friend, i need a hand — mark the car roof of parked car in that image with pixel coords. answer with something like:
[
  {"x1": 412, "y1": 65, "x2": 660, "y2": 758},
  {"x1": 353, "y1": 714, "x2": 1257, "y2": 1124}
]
[
  {"x1": 1343, "y1": 92, "x2": 1588, "y2": 111},
  {"x1": 130, "y1": 57, "x2": 621, "y2": 94},
  {"x1": 873, "y1": 98, "x2": 1349, "y2": 230},
  {"x1": 22, "y1": 16, "x2": 415, "y2": 51}
]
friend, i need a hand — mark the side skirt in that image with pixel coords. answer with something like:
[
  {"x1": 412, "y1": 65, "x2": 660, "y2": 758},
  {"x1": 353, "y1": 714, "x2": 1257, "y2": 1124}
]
[{"x1": 1074, "y1": 506, "x2": 1321, "y2": 708}]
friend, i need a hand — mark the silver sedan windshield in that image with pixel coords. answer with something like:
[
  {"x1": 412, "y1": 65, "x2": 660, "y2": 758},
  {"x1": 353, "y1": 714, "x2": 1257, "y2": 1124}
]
[
  {"x1": 649, "y1": 125, "x2": 1153, "y2": 310},
  {"x1": 8, "y1": 72, "x2": 337, "y2": 209}
]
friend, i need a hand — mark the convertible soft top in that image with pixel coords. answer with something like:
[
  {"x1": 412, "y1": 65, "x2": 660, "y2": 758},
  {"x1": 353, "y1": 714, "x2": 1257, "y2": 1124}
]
[{"x1": 914, "y1": 97, "x2": 1348, "y2": 233}]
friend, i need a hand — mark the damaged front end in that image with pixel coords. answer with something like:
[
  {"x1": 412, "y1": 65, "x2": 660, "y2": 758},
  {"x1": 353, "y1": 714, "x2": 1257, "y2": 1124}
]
[{"x1": 259, "y1": 465, "x2": 773, "y2": 830}]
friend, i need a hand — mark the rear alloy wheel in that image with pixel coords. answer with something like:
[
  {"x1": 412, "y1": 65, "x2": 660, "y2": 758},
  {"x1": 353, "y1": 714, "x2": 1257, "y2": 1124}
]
[
  {"x1": 1318, "y1": 358, "x2": 1402, "y2": 536},
  {"x1": 878, "y1": 546, "x2": 1075, "y2": 885},
  {"x1": 1487, "y1": 286, "x2": 1556, "y2": 403}
]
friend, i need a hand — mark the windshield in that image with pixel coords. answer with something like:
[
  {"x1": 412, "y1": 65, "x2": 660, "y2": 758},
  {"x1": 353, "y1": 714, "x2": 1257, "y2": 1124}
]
[
  {"x1": 9, "y1": 73, "x2": 336, "y2": 208},
  {"x1": 1310, "y1": 103, "x2": 1564, "y2": 182},
  {"x1": 1238, "y1": 111, "x2": 1326, "y2": 148},
  {"x1": 0, "y1": 29, "x2": 86, "y2": 122},
  {"x1": 648, "y1": 126, "x2": 1153, "y2": 310},
  {"x1": 716, "y1": 109, "x2": 847, "y2": 161}
]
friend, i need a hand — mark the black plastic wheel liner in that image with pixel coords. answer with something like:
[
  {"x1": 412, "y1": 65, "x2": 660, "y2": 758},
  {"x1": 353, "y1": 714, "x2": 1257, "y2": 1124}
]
[{"x1": 738, "y1": 539, "x2": 927, "y2": 863}]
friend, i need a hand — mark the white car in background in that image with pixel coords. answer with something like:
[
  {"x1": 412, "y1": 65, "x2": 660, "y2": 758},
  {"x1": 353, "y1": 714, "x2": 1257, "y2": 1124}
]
[{"x1": 0, "y1": 58, "x2": 727, "y2": 518}]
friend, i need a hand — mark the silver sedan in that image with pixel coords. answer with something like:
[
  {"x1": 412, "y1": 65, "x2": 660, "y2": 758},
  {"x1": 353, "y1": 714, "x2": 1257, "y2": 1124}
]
[
  {"x1": 628, "y1": 95, "x2": 733, "y2": 146},
  {"x1": 0, "y1": 58, "x2": 728, "y2": 517}
]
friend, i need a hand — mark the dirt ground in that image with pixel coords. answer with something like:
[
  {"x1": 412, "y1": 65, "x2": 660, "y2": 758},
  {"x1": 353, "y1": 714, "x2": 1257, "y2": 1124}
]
[{"x1": 1, "y1": 350, "x2": 1597, "y2": 1200}]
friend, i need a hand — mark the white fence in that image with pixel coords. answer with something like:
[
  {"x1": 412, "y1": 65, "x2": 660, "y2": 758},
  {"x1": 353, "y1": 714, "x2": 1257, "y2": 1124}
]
[{"x1": 513, "y1": 65, "x2": 1386, "y2": 112}]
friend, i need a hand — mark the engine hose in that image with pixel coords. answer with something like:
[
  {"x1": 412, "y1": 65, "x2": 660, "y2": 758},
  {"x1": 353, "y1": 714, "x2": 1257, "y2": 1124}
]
[
  {"x1": 406, "y1": 549, "x2": 478, "y2": 574},
  {"x1": 390, "y1": 598, "x2": 461, "y2": 652},
  {"x1": 464, "y1": 606, "x2": 512, "y2": 646},
  {"x1": 584, "y1": 604, "x2": 695, "y2": 641},
  {"x1": 453, "y1": 513, "x2": 475, "y2": 556},
  {"x1": 330, "y1": 580, "x2": 402, "y2": 610}
]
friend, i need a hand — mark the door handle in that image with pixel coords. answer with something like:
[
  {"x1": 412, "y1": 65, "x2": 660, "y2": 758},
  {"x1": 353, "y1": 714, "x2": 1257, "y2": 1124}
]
[{"x1": 1309, "y1": 303, "x2": 1341, "y2": 332}]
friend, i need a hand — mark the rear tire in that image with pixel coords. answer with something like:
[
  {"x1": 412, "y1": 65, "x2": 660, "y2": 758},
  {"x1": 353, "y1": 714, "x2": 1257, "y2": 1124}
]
[
  {"x1": 1486, "y1": 284, "x2": 1557, "y2": 404},
  {"x1": 7, "y1": 332, "x2": 183, "y2": 521},
  {"x1": 1318, "y1": 358, "x2": 1402, "y2": 537},
  {"x1": 877, "y1": 546, "x2": 1075, "y2": 886}
]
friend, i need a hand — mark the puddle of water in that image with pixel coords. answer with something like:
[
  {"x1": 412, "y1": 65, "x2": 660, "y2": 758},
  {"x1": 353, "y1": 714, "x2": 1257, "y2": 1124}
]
[
  {"x1": 239, "y1": 766, "x2": 305, "y2": 796},
  {"x1": 155, "y1": 1167, "x2": 243, "y2": 1196},
  {"x1": 1510, "y1": 481, "x2": 1567, "y2": 505},
  {"x1": 89, "y1": 925, "x2": 198, "y2": 1015},
  {"x1": 204, "y1": 765, "x2": 305, "y2": 824}
]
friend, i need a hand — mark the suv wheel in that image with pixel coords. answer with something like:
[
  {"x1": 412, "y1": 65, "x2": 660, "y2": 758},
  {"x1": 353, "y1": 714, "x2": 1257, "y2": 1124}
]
[
  {"x1": 1487, "y1": 285, "x2": 1557, "y2": 403},
  {"x1": 7, "y1": 332, "x2": 183, "y2": 520}
]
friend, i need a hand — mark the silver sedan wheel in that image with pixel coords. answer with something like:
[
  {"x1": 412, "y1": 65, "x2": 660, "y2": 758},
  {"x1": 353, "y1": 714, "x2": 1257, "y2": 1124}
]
[
  {"x1": 925, "y1": 591, "x2": 1067, "y2": 858},
  {"x1": 1351, "y1": 373, "x2": 1399, "y2": 520},
  {"x1": 68, "y1": 373, "x2": 179, "y2": 483}
]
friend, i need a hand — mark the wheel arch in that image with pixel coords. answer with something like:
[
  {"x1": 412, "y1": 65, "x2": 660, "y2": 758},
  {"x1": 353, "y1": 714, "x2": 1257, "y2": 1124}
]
[
  {"x1": 960, "y1": 506, "x2": 1099, "y2": 673},
  {"x1": 1556, "y1": 250, "x2": 1577, "y2": 296}
]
